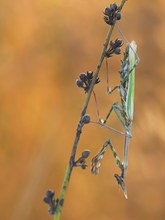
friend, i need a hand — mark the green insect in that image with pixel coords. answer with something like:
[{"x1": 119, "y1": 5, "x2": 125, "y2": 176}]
[{"x1": 91, "y1": 41, "x2": 139, "y2": 198}]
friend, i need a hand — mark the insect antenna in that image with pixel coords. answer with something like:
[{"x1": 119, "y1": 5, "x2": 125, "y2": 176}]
[
  {"x1": 92, "y1": 90, "x2": 100, "y2": 120},
  {"x1": 106, "y1": 57, "x2": 110, "y2": 93}
]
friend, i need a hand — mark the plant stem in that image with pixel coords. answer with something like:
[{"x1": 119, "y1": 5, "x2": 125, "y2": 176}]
[{"x1": 54, "y1": 1, "x2": 126, "y2": 219}]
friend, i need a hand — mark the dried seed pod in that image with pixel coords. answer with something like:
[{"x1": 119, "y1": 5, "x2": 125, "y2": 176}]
[
  {"x1": 114, "y1": 47, "x2": 121, "y2": 55},
  {"x1": 79, "y1": 73, "x2": 87, "y2": 82},
  {"x1": 43, "y1": 190, "x2": 55, "y2": 204},
  {"x1": 110, "y1": 40, "x2": 115, "y2": 47},
  {"x1": 115, "y1": 12, "x2": 121, "y2": 20},
  {"x1": 43, "y1": 189, "x2": 56, "y2": 215},
  {"x1": 74, "y1": 150, "x2": 89, "y2": 170},
  {"x1": 115, "y1": 38, "x2": 123, "y2": 47},
  {"x1": 82, "y1": 114, "x2": 90, "y2": 124},
  {"x1": 103, "y1": 7, "x2": 112, "y2": 16},
  {"x1": 82, "y1": 150, "x2": 90, "y2": 158},
  {"x1": 110, "y1": 3, "x2": 118, "y2": 12},
  {"x1": 86, "y1": 71, "x2": 94, "y2": 79},
  {"x1": 76, "y1": 79, "x2": 83, "y2": 88}
]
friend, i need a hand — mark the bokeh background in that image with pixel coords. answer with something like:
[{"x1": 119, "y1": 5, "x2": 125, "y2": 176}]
[{"x1": 0, "y1": 0, "x2": 165, "y2": 220}]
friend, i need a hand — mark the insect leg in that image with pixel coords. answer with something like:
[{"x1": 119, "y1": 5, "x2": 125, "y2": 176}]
[
  {"x1": 108, "y1": 139, "x2": 122, "y2": 170},
  {"x1": 107, "y1": 85, "x2": 119, "y2": 94},
  {"x1": 91, "y1": 139, "x2": 122, "y2": 175},
  {"x1": 102, "y1": 102, "x2": 128, "y2": 131},
  {"x1": 122, "y1": 129, "x2": 131, "y2": 179},
  {"x1": 91, "y1": 139, "x2": 111, "y2": 175},
  {"x1": 109, "y1": 139, "x2": 128, "y2": 199}
]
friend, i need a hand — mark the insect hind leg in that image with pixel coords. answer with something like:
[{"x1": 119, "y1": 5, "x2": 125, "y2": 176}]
[{"x1": 101, "y1": 102, "x2": 128, "y2": 131}]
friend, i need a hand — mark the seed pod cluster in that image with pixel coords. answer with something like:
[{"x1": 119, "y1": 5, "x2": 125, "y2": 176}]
[
  {"x1": 43, "y1": 190, "x2": 57, "y2": 215},
  {"x1": 105, "y1": 38, "x2": 123, "y2": 57},
  {"x1": 103, "y1": 3, "x2": 121, "y2": 25},
  {"x1": 74, "y1": 149, "x2": 91, "y2": 169},
  {"x1": 76, "y1": 71, "x2": 100, "y2": 93}
]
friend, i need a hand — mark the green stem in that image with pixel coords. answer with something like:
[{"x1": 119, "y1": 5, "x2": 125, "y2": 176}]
[
  {"x1": 53, "y1": 1, "x2": 127, "y2": 219},
  {"x1": 54, "y1": 164, "x2": 71, "y2": 220}
]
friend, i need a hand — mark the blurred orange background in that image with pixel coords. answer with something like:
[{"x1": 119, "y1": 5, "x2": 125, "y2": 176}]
[{"x1": 0, "y1": 0, "x2": 165, "y2": 220}]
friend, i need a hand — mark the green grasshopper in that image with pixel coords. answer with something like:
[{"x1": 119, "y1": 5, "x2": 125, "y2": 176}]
[{"x1": 91, "y1": 41, "x2": 139, "y2": 198}]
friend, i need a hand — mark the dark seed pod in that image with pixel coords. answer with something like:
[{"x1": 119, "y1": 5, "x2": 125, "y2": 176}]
[
  {"x1": 43, "y1": 197, "x2": 49, "y2": 204},
  {"x1": 110, "y1": 40, "x2": 115, "y2": 48},
  {"x1": 43, "y1": 189, "x2": 56, "y2": 215},
  {"x1": 79, "y1": 73, "x2": 87, "y2": 82},
  {"x1": 43, "y1": 190, "x2": 55, "y2": 204},
  {"x1": 110, "y1": 3, "x2": 118, "y2": 11},
  {"x1": 103, "y1": 7, "x2": 112, "y2": 16},
  {"x1": 87, "y1": 70, "x2": 93, "y2": 77},
  {"x1": 114, "y1": 47, "x2": 121, "y2": 55},
  {"x1": 115, "y1": 12, "x2": 121, "y2": 20},
  {"x1": 47, "y1": 189, "x2": 55, "y2": 197},
  {"x1": 76, "y1": 79, "x2": 83, "y2": 88},
  {"x1": 115, "y1": 39, "x2": 123, "y2": 47},
  {"x1": 82, "y1": 114, "x2": 90, "y2": 124},
  {"x1": 82, "y1": 150, "x2": 90, "y2": 158}
]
